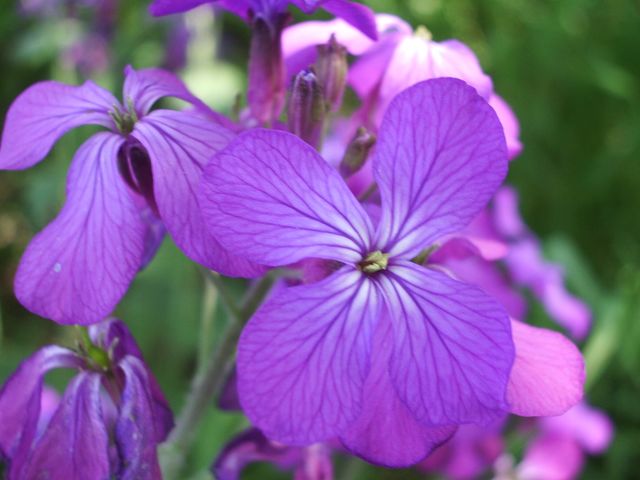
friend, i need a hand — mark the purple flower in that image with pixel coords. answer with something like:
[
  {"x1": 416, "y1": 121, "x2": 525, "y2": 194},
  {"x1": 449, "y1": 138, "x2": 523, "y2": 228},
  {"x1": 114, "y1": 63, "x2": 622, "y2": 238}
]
[
  {"x1": 516, "y1": 403, "x2": 613, "y2": 480},
  {"x1": 214, "y1": 428, "x2": 333, "y2": 480},
  {"x1": 200, "y1": 78, "x2": 584, "y2": 466},
  {"x1": 0, "y1": 66, "x2": 261, "y2": 325},
  {"x1": 0, "y1": 319, "x2": 173, "y2": 480}
]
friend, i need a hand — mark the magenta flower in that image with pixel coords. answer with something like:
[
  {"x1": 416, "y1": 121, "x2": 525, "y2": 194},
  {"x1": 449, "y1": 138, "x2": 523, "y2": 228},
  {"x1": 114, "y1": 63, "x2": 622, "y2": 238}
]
[
  {"x1": 200, "y1": 78, "x2": 584, "y2": 465},
  {"x1": 0, "y1": 319, "x2": 172, "y2": 480},
  {"x1": 0, "y1": 66, "x2": 260, "y2": 325}
]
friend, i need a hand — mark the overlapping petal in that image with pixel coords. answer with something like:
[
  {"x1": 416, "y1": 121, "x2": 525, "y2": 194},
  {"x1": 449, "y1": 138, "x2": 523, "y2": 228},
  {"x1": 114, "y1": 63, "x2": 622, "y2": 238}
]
[
  {"x1": 0, "y1": 80, "x2": 116, "y2": 170},
  {"x1": 16, "y1": 373, "x2": 110, "y2": 480},
  {"x1": 340, "y1": 314, "x2": 456, "y2": 467},
  {"x1": 134, "y1": 110, "x2": 263, "y2": 277},
  {"x1": 238, "y1": 268, "x2": 381, "y2": 444},
  {"x1": 201, "y1": 129, "x2": 374, "y2": 266},
  {"x1": 314, "y1": 0, "x2": 377, "y2": 40},
  {"x1": 507, "y1": 320, "x2": 585, "y2": 417},
  {"x1": 374, "y1": 79, "x2": 508, "y2": 258},
  {"x1": 14, "y1": 133, "x2": 148, "y2": 325},
  {"x1": 381, "y1": 261, "x2": 514, "y2": 426},
  {"x1": 149, "y1": 0, "x2": 211, "y2": 15}
]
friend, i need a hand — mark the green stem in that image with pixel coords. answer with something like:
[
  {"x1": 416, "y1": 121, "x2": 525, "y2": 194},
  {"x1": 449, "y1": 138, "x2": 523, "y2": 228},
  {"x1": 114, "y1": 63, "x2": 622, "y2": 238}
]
[
  {"x1": 161, "y1": 273, "x2": 277, "y2": 479},
  {"x1": 197, "y1": 272, "x2": 219, "y2": 366}
]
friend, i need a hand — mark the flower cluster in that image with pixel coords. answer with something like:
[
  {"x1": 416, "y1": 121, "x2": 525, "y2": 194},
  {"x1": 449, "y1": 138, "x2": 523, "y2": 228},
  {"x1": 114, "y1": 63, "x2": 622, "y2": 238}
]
[{"x1": 0, "y1": 1, "x2": 610, "y2": 479}]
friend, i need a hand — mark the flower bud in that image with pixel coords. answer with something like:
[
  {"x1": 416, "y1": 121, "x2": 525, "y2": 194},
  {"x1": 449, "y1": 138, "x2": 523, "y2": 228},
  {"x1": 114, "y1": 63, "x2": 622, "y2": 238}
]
[
  {"x1": 287, "y1": 69, "x2": 326, "y2": 148},
  {"x1": 339, "y1": 127, "x2": 376, "y2": 177},
  {"x1": 315, "y1": 34, "x2": 348, "y2": 112}
]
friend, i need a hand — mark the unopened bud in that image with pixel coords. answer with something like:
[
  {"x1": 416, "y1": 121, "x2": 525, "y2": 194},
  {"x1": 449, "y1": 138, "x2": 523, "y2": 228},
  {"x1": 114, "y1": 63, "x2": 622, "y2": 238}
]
[
  {"x1": 339, "y1": 127, "x2": 376, "y2": 177},
  {"x1": 287, "y1": 69, "x2": 326, "y2": 148},
  {"x1": 315, "y1": 34, "x2": 348, "y2": 112}
]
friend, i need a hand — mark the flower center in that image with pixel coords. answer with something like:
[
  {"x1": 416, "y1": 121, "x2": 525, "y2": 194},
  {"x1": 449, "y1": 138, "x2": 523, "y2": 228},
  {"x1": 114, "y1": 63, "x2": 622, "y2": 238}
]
[
  {"x1": 358, "y1": 250, "x2": 389, "y2": 274},
  {"x1": 109, "y1": 98, "x2": 138, "y2": 135}
]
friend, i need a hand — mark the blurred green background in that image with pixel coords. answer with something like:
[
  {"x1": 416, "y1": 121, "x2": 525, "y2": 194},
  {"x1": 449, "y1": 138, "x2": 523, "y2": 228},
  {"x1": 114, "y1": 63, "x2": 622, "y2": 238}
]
[{"x1": 0, "y1": 0, "x2": 639, "y2": 478}]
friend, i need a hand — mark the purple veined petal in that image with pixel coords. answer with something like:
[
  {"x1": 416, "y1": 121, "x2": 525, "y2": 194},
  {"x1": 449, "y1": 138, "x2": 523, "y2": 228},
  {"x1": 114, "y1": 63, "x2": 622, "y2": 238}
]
[
  {"x1": 319, "y1": 0, "x2": 377, "y2": 40},
  {"x1": 517, "y1": 433, "x2": 584, "y2": 480},
  {"x1": 340, "y1": 312, "x2": 456, "y2": 467},
  {"x1": 373, "y1": 78, "x2": 508, "y2": 259},
  {"x1": 149, "y1": 0, "x2": 211, "y2": 16},
  {"x1": 381, "y1": 260, "x2": 514, "y2": 426},
  {"x1": 139, "y1": 207, "x2": 166, "y2": 270},
  {"x1": 88, "y1": 319, "x2": 174, "y2": 439},
  {"x1": 201, "y1": 129, "x2": 374, "y2": 266},
  {"x1": 14, "y1": 133, "x2": 149, "y2": 325},
  {"x1": 0, "y1": 80, "x2": 116, "y2": 170},
  {"x1": 541, "y1": 403, "x2": 613, "y2": 455},
  {"x1": 16, "y1": 372, "x2": 111, "y2": 480},
  {"x1": 238, "y1": 268, "x2": 381, "y2": 444},
  {"x1": 133, "y1": 109, "x2": 264, "y2": 277},
  {"x1": 488, "y1": 94, "x2": 522, "y2": 160},
  {"x1": 0, "y1": 346, "x2": 81, "y2": 461},
  {"x1": 213, "y1": 428, "x2": 302, "y2": 480},
  {"x1": 122, "y1": 65, "x2": 230, "y2": 127},
  {"x1": 507, "y1": 319, "x2": 584, "y2": 417},
  {"x1": 115, "y1": 357, "x2": 169, "y2": 480}
]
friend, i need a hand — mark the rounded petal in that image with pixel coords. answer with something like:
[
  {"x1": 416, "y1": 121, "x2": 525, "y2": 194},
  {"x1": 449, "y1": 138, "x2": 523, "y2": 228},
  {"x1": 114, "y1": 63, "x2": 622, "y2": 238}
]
[
  {"x1": 340, "y1": 313, "x2": 456, "y2": 467},
  {"x1": 488, "y1": 94, "x2": 523, "y2": 160},
  {"x1": 238, "y1": 268, "x2": 381, "y2": 444},
  {"x1": 373, "y1": 78, "x2": 508, "y2": 259},
  {"x1": 201, "y1": 129, "x2": 373, "y2": 266},
  {"x1": 518, "y1": 433, "x2": 583, "y2": 480},
  {"x1": 0, "y1": 80, "x2": 116, "y2": 170},
  {"x1": 507, "y1": 320, "x2": 585, "y2": 417},
  {"x1": 382, "y1": 261, "x2": 514, "y2": 426},
  {"x1": 14, "y1": 133, "x2": 148, "y2": 325},
  {"x1": 133, "y1": 110, "x2": 264, "y2": 277}
]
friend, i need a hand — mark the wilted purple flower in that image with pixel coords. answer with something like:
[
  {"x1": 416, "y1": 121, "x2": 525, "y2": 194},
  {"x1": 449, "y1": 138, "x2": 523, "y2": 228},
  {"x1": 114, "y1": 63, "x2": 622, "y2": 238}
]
[
  {"x1": 0, "y1": 319, "x2": 173, "y2": 479},
  {"x1": 150, "y1": 0, "x2": 375, "y2": 125},
  {"x1": 0, "y1": 66, "x2": 260, "y2": 325},
  {"x1": 214, "y1": 428, "x2": 333, "y2": 480},
  {"x1": 200, "y1": 78, "x2": 584, "y2": 466},
  {"x1": 516, "y1": 403, "x2": 613, "y2": 480}
]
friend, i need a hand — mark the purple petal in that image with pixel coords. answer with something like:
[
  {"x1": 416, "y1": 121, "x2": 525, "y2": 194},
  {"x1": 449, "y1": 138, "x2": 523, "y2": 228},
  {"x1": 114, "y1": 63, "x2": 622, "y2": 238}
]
[
  {"x1": 214, "y1": 428, "x2": 302, "y2": 480},
  {"x1": 201, "y1": 129, "x2": 373, "y2": 266},
  {"x1": 89, "y1": 319, "x2": 174, "y2": 438},
  {"x1": 0, "y1": 346, "x2": 80, "y2": 461},
  {"x1": 382, "y1": 261, "x2": 514, "y2": 426},
  {"x1": 0, "y1": 80, "x2": 116, "y2": 170},
  {"x1": 294, "y1": 444, "x2": 333, "y2": 480},
  {"x1": 541, "y1": 403, "x2": 613, "y2": 454},
  {"x1": 372, "y1": 37, "x2": 493, "y2": 126},
  {"x1": 507, "y1": 320, "x2": 584, "y2": 417},
  {"x1": 320, "y1": 0, "x2": 377, "y2": 40},
  {"x1": 115, "y1": 357, "x2": 169, "y2": 480},
  {"x1": 492, "y1": 186, "x2": 527, "y2": 238},
  {"x1": 133, "y1": 110, "x2": 263, "y2": 277},
  {"x1": 488, "y1": 94, "x2": 523, "y2": 160},
  {"x1": 17, "y1": 373, "x2": 110, "y2": 480},
  {"x1": 149, "y1": 0, "x2": 211, "y2": 16},
  {"x1": 122, "y1": 65, "x2": 226, "y2": 123},
  {"x1": 340, "y1": 313, "x2": 456, "y2": 467},
  {"x1": 238, "y1": 268, "x2": 381, "y2": 444},
  {"x1": 14, "y1": 133, "x2": 149, "y2": 325},
  {"x1": 374, "y1": 78, "x2": 508, "y2": 259},
  {"x1": 518, "y1": 433, "x2": 583, "y2": 480}
]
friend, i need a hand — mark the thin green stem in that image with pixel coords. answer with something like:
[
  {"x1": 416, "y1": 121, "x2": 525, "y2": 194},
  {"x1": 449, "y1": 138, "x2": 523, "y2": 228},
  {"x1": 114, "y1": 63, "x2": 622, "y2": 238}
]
[
  {"x1": 161, "y1": 273, "x2": 277, "y2": 479},
  {"x1": 197, "y1": 272, "x2": 219, "y2": 366}
]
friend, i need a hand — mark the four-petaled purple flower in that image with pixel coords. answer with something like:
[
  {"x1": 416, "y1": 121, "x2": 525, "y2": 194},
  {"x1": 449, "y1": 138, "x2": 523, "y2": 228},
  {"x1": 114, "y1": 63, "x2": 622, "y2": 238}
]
[
  {"x1": 0, "y1": 65, "x2": 261, "y2": 325},
  {"x1": 0, "y1": 319, "x2": 173, "y2": 480},
  {"x1": 200, "y1": 78, "x2": 584, "y2": 466}
]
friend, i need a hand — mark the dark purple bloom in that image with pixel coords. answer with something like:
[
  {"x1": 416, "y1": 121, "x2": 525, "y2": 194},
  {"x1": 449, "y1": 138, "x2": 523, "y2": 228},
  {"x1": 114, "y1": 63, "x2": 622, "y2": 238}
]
[
  {"x1": 0, "y1": 66, "x2": 261, "y2": 325},
  {"x1": 200, "y1": 78, "x2": 584, "y2": 466},
  {"x1": 0, "y1": 319, "x2": 173, "y2": 480},
  {"x1": 214, "y1": 428, "x2": 333, "y2": 480}
]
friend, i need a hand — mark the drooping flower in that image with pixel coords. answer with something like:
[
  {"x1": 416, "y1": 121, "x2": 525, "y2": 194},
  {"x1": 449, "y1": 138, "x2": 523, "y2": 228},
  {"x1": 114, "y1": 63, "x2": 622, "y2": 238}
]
[
  {"x1": 214, "y1": 428, "x2": 333, "y2": 480},
  {"x1": 200, "y1": 78, "x2": 584, "y2": 466},
  {"x1": 0, "y1": 66, "x2": 261, "y2": 325},
  {"x1": 149, "y1": 0, "x2": 376, "y2": 124},
  {"x1": 0, "y1": 319, "x2": 173, "y2": 480}
]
